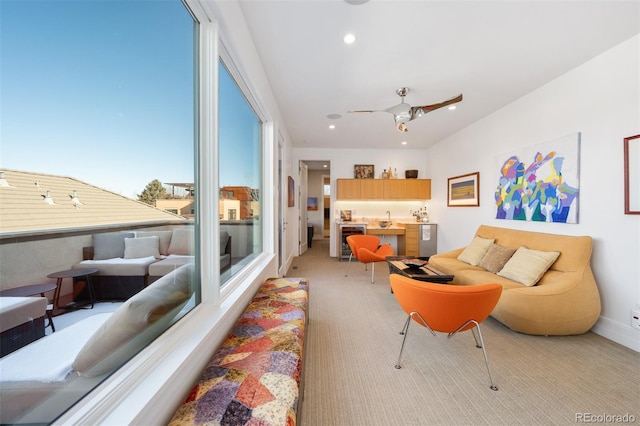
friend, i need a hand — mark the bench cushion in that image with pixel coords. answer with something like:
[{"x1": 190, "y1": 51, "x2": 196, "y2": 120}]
[{"x1": 169, "y1": 277, "x2": 308, "y2": 426}]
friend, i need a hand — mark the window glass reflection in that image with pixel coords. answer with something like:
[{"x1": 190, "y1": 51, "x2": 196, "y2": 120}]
[{"x1": 218, "y1": 61, "x2": 263, "y2": 285}]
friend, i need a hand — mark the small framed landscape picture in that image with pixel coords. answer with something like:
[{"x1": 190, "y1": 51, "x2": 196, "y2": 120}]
[
  {"x1": 447, "y1": 172, "x2": 480, "y2": 207},
  {"x1": 354, "y1": 164, "x2": 374, "y2": 179},
  {"x1": 307, "y1": 197, "x2": 318, "y2": 211}
]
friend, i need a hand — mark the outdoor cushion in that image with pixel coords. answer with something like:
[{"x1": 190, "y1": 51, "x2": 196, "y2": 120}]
[
  {"x1": 168, "y1": 228, "x2": 194, "y2": 255},
  {"x1": 136, "y1": 230, "x2": 173, "y2": 255},
  {"x1": 72, "y1": 264, "x2": 193, "y2": 377},
  {"x1": 124, "y1": 236, "x2": 160, "y2": 259},
  {"x1": 92, "y1": 232, "x2": 134, "y2": 260}
]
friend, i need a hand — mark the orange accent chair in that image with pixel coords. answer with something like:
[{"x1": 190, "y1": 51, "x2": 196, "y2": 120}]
[
  {"x1": 344, "y1": 235, "x2": 394, "y2": 284},
  {"x1": 389, "y1": 273, "x2": 503, "y2": 390}
]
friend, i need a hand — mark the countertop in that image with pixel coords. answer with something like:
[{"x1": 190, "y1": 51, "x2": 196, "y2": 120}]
[{"x1": 337, "y1": 219, "x2": 431, "y2": 235}]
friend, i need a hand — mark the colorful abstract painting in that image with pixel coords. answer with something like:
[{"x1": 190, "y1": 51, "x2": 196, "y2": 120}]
[{"x1": 494, "y1": 133, "x2": 580, "y2": 223}]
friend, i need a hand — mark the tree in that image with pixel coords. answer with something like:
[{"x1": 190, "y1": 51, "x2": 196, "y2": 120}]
[{"x1": 138, "y1": 179, "x2": 167, "y2": 206}]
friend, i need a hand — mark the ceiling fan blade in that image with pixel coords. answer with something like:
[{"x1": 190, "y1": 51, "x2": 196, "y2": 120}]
[
  {"x1": 348, "y1": 109, "x2": 379, "y2": 113},
  {"x1": 411, "y1": 93, "x2": 463, "y2": 117}
]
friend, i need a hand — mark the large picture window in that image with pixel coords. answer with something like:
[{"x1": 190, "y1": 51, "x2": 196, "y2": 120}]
[
  {"x1": 218, "y1": 60, "x2": 263, "y2": 285},
  {"x1": 0, "y1": 1, "x2": 198, "y2": 423}
]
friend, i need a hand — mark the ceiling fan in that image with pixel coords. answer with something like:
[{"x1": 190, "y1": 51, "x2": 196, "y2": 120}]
[{"x1": 349, "y1": 87, "x2": 463, "y2": 133}]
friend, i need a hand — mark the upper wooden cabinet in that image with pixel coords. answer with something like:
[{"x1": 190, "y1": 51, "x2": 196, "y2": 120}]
[
  {"x1": 405, "y1": 179, "x2": 431, "y2": 199},
  {"x1": 336, "y1": 179, "x2": 361, "y2": 199},
  {"x1": 360, "y1": 179, "x2": 384, "y2": 199},
  {"x1": 336, "y1": 179, "x2": 431, "y2": 200},
  {"x1": 382, "y1": 180, "x2": 406, "y2": 199}
]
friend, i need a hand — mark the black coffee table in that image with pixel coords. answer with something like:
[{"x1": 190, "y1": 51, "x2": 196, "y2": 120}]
[
  {"x1": 386, "y1": 256, "x2": 455, "y2": 284},
  {"x1": 47, "y1": 268, "x2": 99, "y2": 310}
]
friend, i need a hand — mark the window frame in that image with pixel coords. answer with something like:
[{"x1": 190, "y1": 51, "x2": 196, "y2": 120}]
[{"x1": 53, "y1": 2, "x2": 278, "y2": 423}]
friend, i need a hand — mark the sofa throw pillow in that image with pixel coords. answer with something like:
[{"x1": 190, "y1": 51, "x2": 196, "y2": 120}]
[
  {"x1": 457, "y1": 236, "x2": 495, "y2": 266},
  {"x1": 72, "y1": 264, "x2": 193, "y2": 377},
  {"x1": 498, "y1": 246, "x2": 560, "y2": 286},
  {"x1": 136, "y1": 230, "x2": 173, "y2": 255},
  {"x1": 478, "y1": 243, "x2": 517, "y2": 273},
  {"x1": 168, "y1": 228, "x2": 193, "y2": 255},
  {"x1": 124, "y1": 236, "x2": 160, "y2": 259},
  {"x1": 93, "y1": 232, "x2": 135, "y2": 260}
]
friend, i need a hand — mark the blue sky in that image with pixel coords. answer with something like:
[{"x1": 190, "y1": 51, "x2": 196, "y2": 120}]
[{"x1": 1, "y1": 0, "x2": 258, "y2": 200}]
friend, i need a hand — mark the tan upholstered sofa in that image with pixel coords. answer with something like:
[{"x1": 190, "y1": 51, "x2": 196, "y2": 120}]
[{"x1": 428, "y1": 225, "x2": 601, "y2": 336}]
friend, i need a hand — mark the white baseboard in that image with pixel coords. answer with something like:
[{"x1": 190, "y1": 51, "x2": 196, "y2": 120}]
[{"x1": 591, "y1": 316, "x2": 640, "y2": 352}]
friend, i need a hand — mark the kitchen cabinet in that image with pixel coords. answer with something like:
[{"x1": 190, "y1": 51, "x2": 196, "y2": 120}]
[
  {"x1": 398, "y1": 223, "x2": 437, "y2": 257},
  {"x1": 402, "y1": 223, "x2": 420, "y2": 256},
  {"x1": 360, "y1": 179, "x2": 384, "y2": 199},
  {"x1": 336, "y1": 179, "x2": 361, "y2": 199},
  {"x1": 405, "y1": 179, "x2": 431, "y2": 199},
  {"x1": 382, "y1": 180, "x2": 405, "y2": 199},
  {"x1": 336, "y1": 178, "x2": 430, "y2": 200}
]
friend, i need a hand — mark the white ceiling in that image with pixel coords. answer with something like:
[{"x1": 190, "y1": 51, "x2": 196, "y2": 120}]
[{"x1": 238, "y1": 0, "x2": 639, "y2": 153}]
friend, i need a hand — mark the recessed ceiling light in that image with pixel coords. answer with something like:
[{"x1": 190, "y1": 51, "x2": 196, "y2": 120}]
[
  {"x1": 343, "y1": 33, "x2": 356, "y2": 44},
  {"x1": 323, "y1": 164, "x2": 328, "y2": 168},
  {"x1": 327, "y1": 113, "x2": 342, "y2": 119},
  {"x1": 448, "y1": 105, "x2": 457, "y2": 110},
  {"x1": 345, "y1": 0, "x2": 369, "y2": 5},
  {"x1": 304, "y1": 139, "x2": 312, "y2": 143},
  {"x1": 401, "y1": 141, "x2": 408, "y2": 145},
  {"x1": 329, "y1": 124, "x2": 336, "y2": 129}
]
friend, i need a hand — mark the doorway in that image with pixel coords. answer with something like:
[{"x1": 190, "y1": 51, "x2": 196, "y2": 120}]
[{"x1": 299, "y1": 160, "x2": 331, "y2": 253}]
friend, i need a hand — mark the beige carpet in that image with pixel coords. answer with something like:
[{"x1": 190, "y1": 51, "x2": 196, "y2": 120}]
[{"x1": 291, "y1": 239, "x2": 639, "y2": 426}]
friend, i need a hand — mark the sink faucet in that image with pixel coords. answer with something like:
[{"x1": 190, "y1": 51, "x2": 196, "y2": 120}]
[{"x1": 386, "y1": 210, "x2": 390, "y2": 221}]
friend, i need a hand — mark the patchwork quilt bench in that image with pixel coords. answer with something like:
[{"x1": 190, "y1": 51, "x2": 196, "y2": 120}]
[{"x1": 169, "y1": 277, "x2": 309, "y2": 426}]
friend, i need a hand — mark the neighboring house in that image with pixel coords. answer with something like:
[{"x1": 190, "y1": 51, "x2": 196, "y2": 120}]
[
  {"x1": 155, "y1": 183, "x2": 195, "y2": 219},
  {"x1": 0, "y1": 169, "x2": 184, "y2": 235},
  {"x1": 155, "y1": 198, "x2": 195, "y2": 219},
  {"x1": 219, "y1": 186, "x2": 260, "y2": 219}
]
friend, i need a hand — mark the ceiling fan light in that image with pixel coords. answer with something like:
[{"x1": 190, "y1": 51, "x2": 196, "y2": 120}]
[{"x1": 397, "y1": 123, "x2": 408, "y2": 133}]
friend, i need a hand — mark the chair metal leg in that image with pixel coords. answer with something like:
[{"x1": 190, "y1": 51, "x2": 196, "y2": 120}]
[
  {"x1": 344, "y1": 253, "x2": 353, "y2": 277},
  {"x1": 471, "y1": 326, "x2": 482, "y2": 348},
  {"x1": 395, "y1": 312, "x2": 436, "y2": 369},
  {"x1": 448, "y1": 320, "x2": 498, "y2": 391},
  {"x1": 395, "y1": 315, "x2": 412, "y2": 369},
  {"x1": 370, "y1": 262, "x2": 375, "y2": 284},
  {"x1": 473, "y1": 323, "x2": 498, "y2": 391}
]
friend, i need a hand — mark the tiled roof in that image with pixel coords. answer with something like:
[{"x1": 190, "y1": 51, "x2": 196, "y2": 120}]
[{"x1": 0, "y1": 169, "x2": 185, "y2": 234}]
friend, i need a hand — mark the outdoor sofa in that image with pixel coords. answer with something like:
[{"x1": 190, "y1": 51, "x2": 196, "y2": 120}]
[{"x1": 72, "y1": 228, "x2": 230, "y2": 300}]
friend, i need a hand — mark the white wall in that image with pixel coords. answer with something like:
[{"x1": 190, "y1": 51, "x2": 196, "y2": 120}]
[{"x1": 426, "y1": 35, "x2": 640, "y2": 351}]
